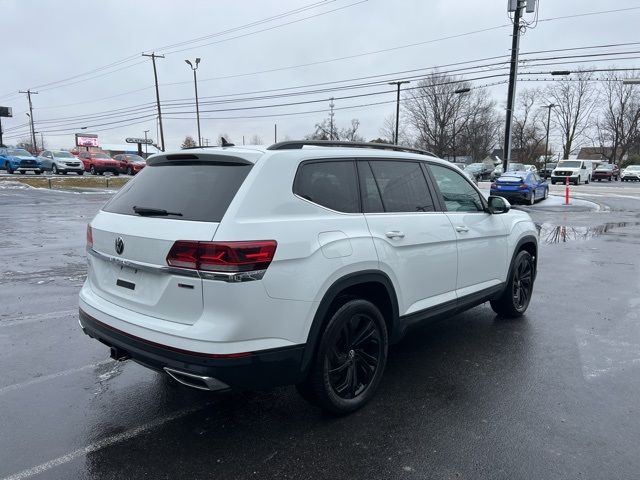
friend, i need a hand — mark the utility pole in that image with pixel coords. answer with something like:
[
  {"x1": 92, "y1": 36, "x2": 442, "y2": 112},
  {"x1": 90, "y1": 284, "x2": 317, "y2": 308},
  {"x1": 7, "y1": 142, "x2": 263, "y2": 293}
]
[
  {"x1": 19, "y1": 89, "x2": 38, "y2": 153},
  {"x1": 142, "y1": 53, "x2": 165, "y2": 151},
  {"x1": 503, "y1": 0, "x2": 524, "y2": 172},
  {"x1": 329, "y1": 98, "x2": 335, "y2": 140},
  {"x1": 542, "y1": 104, "x2": 555, "y2": 178},
  {"x1": 274, "y1": 124, "x2": 277, "y2": 143},
  {"x1": 388, "y1": 81, "x2": 410, "y2": 144}
]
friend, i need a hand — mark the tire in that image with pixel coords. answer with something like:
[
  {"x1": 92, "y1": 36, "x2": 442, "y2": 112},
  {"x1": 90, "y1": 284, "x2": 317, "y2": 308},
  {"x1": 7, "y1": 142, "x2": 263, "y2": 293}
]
[
  {"x1": 19, "y1": 170, "x2": 25, "y2": 175},
  {"x1": 113, "y1": 172, "x2": 119, "y2": 176},
  {"x1": 490, "y1": 250, "x2": 535, "y2": 318},
  {"x1": 574, "y1": 177, "x2": 580, "y2": 186},
  {"x1": 296, "y1": 299, "x2": 388, "y2": 414},
  {"x1": 78, "y1": 171, "x2": 84, "y2": 176},
  {"x1": 529, "y1": 192, "x2": 535, "y2": 205},
  {"x1": 99, "y1": 171, "x2": 104, "y2": 176},
  {"x1": 35, "y1": 170, "x2": 42, "y2": 175},
  {"x1": 90, "y1": 166, "x2": 97, "y2": 175},
  {"x1": 585, "y1": 176, "x2": 590, "y2": 184},
  {"x1": 127, "y1": 167, "x2": 133, "y2": 176},
  {"x1": 543, "y1": 188, "x2": 549, "y2": 200},
  {"x1": 6, "y1": 164, "x2": 13, "y2": 174},
  {"x1": 52, "y1": 164, "x2": 58, "y2": 175},
  {"x1": 551, "y1": 181, "x2": 556, "y2": 185}
]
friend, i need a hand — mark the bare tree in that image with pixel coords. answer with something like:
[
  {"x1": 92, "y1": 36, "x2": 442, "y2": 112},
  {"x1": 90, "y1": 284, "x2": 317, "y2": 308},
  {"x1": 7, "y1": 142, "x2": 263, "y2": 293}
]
[
  {"x1": 458, "y1": 93, "x2": 501, "y2": 161},
  {"x1": 379, "y1": 113, "x2": 411, "y2": 145},
  {"x1": 544, "y1": 72, "x2": 598, "y2": 159},
  {"x1": 306, "y1": 118, "x2": 364, "y2": 141},
  {"x1": 594, "y1": 72, "x2": 640, "y2": 164},
  {"x1": 511, "y1": 88, "x2": 546, "y2": 164},
  {"x1": 181, "y1": 136, "x2": 197, "y2": 149},
  {"x1": 248, "y1": 134, "x2": 263, "y2": 145}
]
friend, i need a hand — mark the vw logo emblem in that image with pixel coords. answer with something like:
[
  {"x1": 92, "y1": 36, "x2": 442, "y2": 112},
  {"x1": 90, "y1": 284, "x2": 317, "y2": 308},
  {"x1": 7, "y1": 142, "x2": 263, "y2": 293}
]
[{"x1": 115, "y1": 237, "x2": 125, "y2": 255}]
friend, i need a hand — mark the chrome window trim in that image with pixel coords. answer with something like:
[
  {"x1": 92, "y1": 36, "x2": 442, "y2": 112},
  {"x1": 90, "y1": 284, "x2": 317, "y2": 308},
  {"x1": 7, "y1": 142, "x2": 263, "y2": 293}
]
[{"x1": 87, "y1": 248, "x2": 265, "y2": 282}]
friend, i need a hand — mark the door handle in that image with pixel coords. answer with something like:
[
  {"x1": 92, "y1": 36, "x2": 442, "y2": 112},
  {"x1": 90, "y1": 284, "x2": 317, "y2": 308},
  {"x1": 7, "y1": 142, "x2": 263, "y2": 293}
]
[
  {"x1": 385, "y1": 231, "x2": 405, "y2": 239},
  {"x1": 455, "y1": 226, "x2": 469, "y2": 233}
]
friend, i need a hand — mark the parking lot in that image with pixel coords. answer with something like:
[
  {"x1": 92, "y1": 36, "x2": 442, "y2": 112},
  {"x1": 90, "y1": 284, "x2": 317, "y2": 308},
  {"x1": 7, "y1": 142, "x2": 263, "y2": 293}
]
[{"x1": 0, "y1": 179, "x2": 638, "y2": 479}]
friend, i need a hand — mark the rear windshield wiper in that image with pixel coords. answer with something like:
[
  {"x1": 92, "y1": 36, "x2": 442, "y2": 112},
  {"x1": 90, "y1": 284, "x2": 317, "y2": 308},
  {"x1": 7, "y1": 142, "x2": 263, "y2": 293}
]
[{"x1": 133, "y1": 206, "x2": 183, "y2": 217}]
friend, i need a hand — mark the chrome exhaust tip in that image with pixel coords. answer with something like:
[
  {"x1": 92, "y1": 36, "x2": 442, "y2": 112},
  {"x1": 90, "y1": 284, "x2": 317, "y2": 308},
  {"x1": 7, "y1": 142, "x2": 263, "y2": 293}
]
[{"x1": 164, "y1": 367, "x2": 230, "y2": 392}]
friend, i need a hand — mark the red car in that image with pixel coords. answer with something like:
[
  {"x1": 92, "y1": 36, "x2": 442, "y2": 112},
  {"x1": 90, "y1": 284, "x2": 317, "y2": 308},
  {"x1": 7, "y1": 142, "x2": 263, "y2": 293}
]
[
  {"x1": 113, "y1": 154, "x2": 147, "y2": 175},
  {"x1": 79, "y1": 151, "x2": 120, "y2": 175},
  {"x1": 592, "y1": 163, "x2": 620, "y2": 181}
]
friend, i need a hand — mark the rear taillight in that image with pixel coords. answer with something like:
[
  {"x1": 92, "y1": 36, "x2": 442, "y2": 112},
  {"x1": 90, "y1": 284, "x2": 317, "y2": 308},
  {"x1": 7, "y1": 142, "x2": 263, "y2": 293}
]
[
  {"x1": 166, "y1": 240, "x2": 277, "y2": 272},
  {"x1": 490, "y1": 182, "x2": 497, "y2": 189},
  {"x1": 86, "y1": 225, "x2": 93, "y2": 249},
  {"x1": 518, "y1": 183, "x2": 528, "y2": 190}
]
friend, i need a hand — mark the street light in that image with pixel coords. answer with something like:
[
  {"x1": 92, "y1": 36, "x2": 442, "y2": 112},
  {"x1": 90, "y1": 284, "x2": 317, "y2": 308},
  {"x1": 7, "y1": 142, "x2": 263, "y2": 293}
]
[
  {"x1": 388, "y1": 81, "x2": 410, "y2": 145},
  {"x1": 453, "y1": 88, "x2": 471, "y2": 162},
  {"x1": 185, "y1": 58, "x2": 202, "y2": 147},
  {"x1": 541, "y1": 104, "x2": 556, "y2": 178},
  {"x1": 144, "y1": 129, "x2": 149, "y2": 157}
]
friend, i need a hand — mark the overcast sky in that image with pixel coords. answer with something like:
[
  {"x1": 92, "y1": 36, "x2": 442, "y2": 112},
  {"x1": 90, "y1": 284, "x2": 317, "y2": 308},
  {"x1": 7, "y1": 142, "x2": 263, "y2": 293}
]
[{"x1": 1, "y1": 0, "x2": 638, "y2": 150}]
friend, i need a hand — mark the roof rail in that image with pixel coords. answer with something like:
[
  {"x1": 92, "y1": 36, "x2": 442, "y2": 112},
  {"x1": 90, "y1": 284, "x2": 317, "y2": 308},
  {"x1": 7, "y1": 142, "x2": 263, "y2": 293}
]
[{"x1": 267, "y1": 140, "x2": 438, "y2": 157}]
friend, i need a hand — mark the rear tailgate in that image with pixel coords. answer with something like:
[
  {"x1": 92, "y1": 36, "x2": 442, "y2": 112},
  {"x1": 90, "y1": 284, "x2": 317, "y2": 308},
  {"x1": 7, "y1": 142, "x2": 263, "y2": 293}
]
[{"x1": 87, "y1": 152, "x2": 255, "y2": 325}]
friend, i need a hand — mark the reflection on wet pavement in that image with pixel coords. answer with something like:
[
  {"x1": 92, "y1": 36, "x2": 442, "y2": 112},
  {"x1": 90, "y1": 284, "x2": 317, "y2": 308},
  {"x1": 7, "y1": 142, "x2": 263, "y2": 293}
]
[{"x1": 538, "y1": 222, "x2": 640, "y2": 243}]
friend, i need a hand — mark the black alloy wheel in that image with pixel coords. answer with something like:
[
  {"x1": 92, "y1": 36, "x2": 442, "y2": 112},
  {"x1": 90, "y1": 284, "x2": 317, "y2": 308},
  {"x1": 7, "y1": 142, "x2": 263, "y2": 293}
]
[
  {"x1": 90, "y1": 166, "x2": 96, "y2": 175},
  {"x1": 297, "y1": 299, "x2": 388, "y2": 414},
  {"x1": 52, "y1": 164, "x2": 58, "y2": 175},
  {"x1": 491, "y1": 250, "x2": 535, "y2": 318},
  {"x1": 327, "y1": 313, "x2": 383, "y2": 400}
]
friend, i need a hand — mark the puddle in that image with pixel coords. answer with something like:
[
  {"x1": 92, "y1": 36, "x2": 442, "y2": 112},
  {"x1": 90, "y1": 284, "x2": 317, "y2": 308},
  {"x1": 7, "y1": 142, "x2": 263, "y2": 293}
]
[{"x1": 538, "y1": 222, "x2": 640, "y2": 244}]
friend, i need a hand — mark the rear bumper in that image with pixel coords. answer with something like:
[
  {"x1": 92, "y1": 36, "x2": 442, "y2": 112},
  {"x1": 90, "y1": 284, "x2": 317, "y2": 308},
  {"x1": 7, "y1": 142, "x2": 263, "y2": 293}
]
[
  {"x1": 79, "y1": 309, "x2": 306, "y2": 389},
  {"x1": 490, "y1": 190, "x2": 531, "y2": 201}
]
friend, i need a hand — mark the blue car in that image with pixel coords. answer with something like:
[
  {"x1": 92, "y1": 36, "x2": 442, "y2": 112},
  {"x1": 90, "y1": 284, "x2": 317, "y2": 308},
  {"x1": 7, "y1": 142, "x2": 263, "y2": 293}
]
[
  {"x1": 0, "y1": 147, "x2": 43, "y2": 174},
  {"x1": 490, "y1": 170, "x2": 548, "y2": 205}
]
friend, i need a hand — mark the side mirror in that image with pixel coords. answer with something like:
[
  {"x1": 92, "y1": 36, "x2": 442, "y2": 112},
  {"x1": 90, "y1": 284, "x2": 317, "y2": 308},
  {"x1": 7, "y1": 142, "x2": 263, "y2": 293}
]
[
  {"x1": 487, "y1": 195, "x2": 511, "y2": 214},
  {"x1": 582, "y1": 165, "x2": 587, "y2": 169}
]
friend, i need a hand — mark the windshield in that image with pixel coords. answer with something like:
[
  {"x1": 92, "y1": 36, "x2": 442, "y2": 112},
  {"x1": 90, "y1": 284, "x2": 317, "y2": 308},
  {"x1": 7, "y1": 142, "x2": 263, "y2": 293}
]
[
  {"x1": 558, "y1": 161, "x2": 581, "y2": 168},
  {"x1": 596, "y1": 164, "x2": 612, "y2": 170},
  {"x1": 125, "y1": 155, "x2": 145, "y2": 163},
  {"x1": 627, "y1": 165, "x2": 640, "y2": 171},
  {"x1": 507, "y1": 163, "x2": 524, "y2": 171},
  {"x1": 53, "y1": 151, "x2": 74, "y2": 158},
  {"x1": 464, "y1": 164, "x2": 482, "y2": 171},
  {"x1": 8, "y1": 149, "x2": 32, "y2": 157},
  {"x1": 92, "y1": 153, "x2": 111, "y2": 159}
]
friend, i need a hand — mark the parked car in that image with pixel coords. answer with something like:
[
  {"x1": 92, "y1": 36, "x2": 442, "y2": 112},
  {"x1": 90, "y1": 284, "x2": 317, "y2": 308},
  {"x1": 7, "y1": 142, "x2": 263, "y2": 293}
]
[
  {"x1": 114, "y1": 154, "x2": 146, "y2": 175},
  {"x1": 621, "y1": 164, "x2": 640, "y2": 182},
  {"x1": 0, "y1": 147, "x2": 42, "y2": 174},
  {"x1": 38, "y1": 150, "x2": 85, "y2": 175},
  {"x1": 592, "y1": 163, "x2": 620, "y2": 182},
  {"x1": 550, "y1": 160, "x2": 592, "y2": 185},
  {"x1": 463, "y1": 162, "x2": 493, "y2": 181},
  {"x1": 506, "y1": 163, "x2": 537, "y2": 174},
  {"x1": 539, "y1": 162, "x2": 557, "y2": 179},
  {"x1": 490, "y1": 171, "x2": 548, "y2": 205},
  {"x1": 490, "y1": 163, "x2": 504, "y2": 180},
  {"x1": 79, "y1": 140, "x2": 539, "y2": 414},
  {"x1": 78, "y1": 151, "x2": 120, "y2": 175}
]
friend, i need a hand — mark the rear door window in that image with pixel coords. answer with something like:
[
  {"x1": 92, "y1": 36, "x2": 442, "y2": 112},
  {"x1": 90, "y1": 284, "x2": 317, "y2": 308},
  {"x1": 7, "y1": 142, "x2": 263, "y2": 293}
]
[
  {"x1": 103, "y1": 159, "x2": 252, "y2": 222},
  {"x1": 293, "y1": 160, "x2": 359, "y2": 213},
  {"x1": 367, "y1": 160, "x2": 435, "y2": 212}
]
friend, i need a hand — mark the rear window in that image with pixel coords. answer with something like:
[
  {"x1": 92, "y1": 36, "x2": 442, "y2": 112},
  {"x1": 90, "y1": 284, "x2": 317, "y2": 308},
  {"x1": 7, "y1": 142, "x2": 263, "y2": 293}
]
[{"x1": 103, "y1": 161, "x2": 252, "y2": 222}]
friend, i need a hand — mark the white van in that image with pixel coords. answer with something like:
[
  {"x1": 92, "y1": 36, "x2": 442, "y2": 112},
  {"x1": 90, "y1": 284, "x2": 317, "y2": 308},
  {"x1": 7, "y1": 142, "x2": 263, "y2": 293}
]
[{"x1": 551, "y1": 160, "x2": 592, "y2": 185}]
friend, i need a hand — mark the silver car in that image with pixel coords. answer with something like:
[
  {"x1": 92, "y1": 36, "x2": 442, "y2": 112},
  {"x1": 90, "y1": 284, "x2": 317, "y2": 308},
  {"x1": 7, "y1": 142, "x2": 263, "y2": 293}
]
[{"x1": 39, "y1": 150, "x2": 85, "y2": 175}]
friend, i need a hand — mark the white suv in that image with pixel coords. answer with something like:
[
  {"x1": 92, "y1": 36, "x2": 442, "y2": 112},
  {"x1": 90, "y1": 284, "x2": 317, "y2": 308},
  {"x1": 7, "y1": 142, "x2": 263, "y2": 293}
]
[
  {"x1": 79, "y1": 141, "x2": 538, "y2": 414},
  {"x1": 551, "y1": 160, "x2": 592, "y2": 185}
]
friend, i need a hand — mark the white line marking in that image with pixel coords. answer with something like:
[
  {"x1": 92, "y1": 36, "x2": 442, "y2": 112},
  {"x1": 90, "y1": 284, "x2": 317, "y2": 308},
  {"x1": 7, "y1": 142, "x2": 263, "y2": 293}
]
[
  {"x1": 0, "y1": 310, "x2": 76, "y2": 328},
  {"x1": 0, "y1": 359, "x2": 113, "y2": 396},
  {"x1": 1, "y1": 406, "x2": 204, "y2": 480}
]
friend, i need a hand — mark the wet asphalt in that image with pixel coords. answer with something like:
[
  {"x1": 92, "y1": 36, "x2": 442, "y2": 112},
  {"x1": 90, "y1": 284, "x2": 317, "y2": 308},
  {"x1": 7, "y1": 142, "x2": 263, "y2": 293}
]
[{"x1": 1, "y1": 180, "x2": 640, "y2": 480}]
